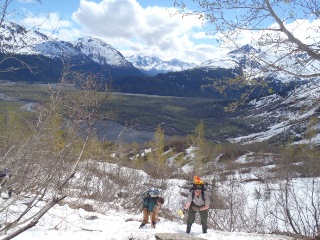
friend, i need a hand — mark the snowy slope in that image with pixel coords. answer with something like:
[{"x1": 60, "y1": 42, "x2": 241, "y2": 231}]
[
  {"x1": 196, "y1": 44, "x2": 319, "y2": 84},
  {"x1": 0, "y1": 21, "x2": 48, "y2": 54},
  {"x1": 73, "y1": 36, "x2": 134, "y2": 68},
  {"x1": 0, "y1": 146, "x2": 318, "y2": 240},
  {"x1": 228, "y1": 79, "x2": 320, "y2": 144},
  {"x1": 196, "y1": 44, "x2": 262, "y2": 71},
  {"x1": 198, "y1": 57, "x2": 239, "y2": 70},
  {"x1": 0, "y1": 161, "x2": 297, "y2": 240},
  {"x1": 3, "y1": 202, "x2": 293, "y2": 240},
  {"x1": 0, "y1": 153, "x2": 306, "y2": 240},
  {"x1": 33, "y1": 40, "x2": 84, "y2": 58}
]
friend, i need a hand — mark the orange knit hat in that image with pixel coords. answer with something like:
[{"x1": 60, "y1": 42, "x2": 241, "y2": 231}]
[{"x1": 193, "y1": 175, "x2": 204, "y2": 185}]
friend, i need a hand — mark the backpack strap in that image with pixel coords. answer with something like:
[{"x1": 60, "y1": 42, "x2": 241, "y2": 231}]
[
  {"x1": 191, "y1": 190, "x2": 206, "y2": 205},
  {"x1": 202, "y1": 191, "x2": 205, "y2": 204}
]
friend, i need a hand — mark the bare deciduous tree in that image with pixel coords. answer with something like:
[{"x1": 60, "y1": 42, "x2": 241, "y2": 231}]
[
  {"x1": 175, "y1": 0, "x2": 320, "y2": 79},
  {"x1": 174, "y1": 0, "x2": 320, "y2": 110},
  {"x1": 0, "y1": 67, "x2": 111, "y2": 239}
]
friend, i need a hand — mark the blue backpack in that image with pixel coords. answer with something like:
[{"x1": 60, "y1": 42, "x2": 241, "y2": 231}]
[{"x1": 142, "y1": 189, "x2": 160, "y2": 206}]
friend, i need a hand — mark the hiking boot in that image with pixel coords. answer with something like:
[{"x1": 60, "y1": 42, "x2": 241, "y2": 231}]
[
  {"x1": 151, "y1": 221, "x2": 156, "y2": 228},
  {"x1": 139, "y1": 223, "x2": 145, "y2": 229},
  {"x1": 186, "y1": 224, "x2": 192, "y2": 234},
  {"x1": 202, "y1": 225, "x2": 207, "y2": 233}
]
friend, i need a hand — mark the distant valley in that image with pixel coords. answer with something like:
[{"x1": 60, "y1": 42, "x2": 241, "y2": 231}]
[{"x1": 0, "y1": 21, "x2": 319, "y2": 145}]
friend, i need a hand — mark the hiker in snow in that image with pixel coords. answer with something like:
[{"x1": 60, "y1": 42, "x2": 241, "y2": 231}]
[
  {"x1": 139, "y1": 189, "x2": 164, "y2": 229},
  {"x1": 183, "y1": 176, "x2": 210, "y2": 234},
  {"x1": 0, "y1": 168, "x2": 12, "y2": 198}
]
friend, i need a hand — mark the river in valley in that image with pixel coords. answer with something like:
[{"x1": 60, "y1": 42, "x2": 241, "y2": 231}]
[
  {"x1": 94, "y1": 120, "x2": 155, "y2": 144},
  {"x1": 0, "y1": 92, "x2": 156, "y2": 144}
]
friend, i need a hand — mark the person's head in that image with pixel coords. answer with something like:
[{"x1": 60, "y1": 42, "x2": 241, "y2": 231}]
[
  {"x1": 194, "y1": 184, "x2": 202, "y2": 195},
  {"x1": 157, "y1": 197, "x2": 164, "y2": 206}
]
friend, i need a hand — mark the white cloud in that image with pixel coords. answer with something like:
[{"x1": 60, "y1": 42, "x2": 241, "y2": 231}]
[
  {"x1": 19, "y1": 12, "x2": 74, "y2": 37},
  {"x1": 218, "y1": 18, "x2": 320, "y2": 52},
  {"x1": 71, "y1": 0, "x2": 213, "y2": 64},
  {"x1": 286, "y1": 19, "x2": 320, "y2": 44}
]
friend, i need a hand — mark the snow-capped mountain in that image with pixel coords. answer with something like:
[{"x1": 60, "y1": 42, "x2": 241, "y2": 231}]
[
  {"x1": 33, "y1": 40, "x2": 85, "y2": 59},
  {"x1": 0, "y1": 22, "x2": 132, "y2": 68},
  {"x1": 1, "y1": 21, "x2": 193, "y2": 75},
  {"x1": 0, "y1": 21, "x2": 144, "y2": 81},
  {"x1": 73, "y1": 37, "x2": 133, "y2": 68},
  {"x1": 196, "y1": 44, "x2": 310, "y2": 84},
  {"x1": 0, "y1": 21, "x2": 48, "y2": 54},
  {"x1": 197, "y1": 44, "x2": 261, "y2": 70},
  {"x1": 33, "y1": 37, "x2": 135, "y2": 69},
  {"x1": 127, "y1": 55, "x2": 196, "y2": 76}
]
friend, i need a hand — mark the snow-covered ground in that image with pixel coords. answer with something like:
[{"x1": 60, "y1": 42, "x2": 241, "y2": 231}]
[
  {"x1": 228, "y1": 79, "x2": 320, "y2": 145},
  {"x1": 1, "y1": 151, "x2": 318, "y2": 240},
  {"x1": 1, "y1": 200, "x2": 294, "y2": 240}
]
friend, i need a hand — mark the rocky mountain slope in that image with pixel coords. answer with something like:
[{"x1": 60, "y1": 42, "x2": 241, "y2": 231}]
[{"x1": 228, "y1": 79, "x2": 320, "y2": 145}]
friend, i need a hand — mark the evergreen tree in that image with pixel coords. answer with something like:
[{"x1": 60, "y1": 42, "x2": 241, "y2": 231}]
[
  {"x1": 192, "y1": 120, "x2": 207, "y2": 175},
  {"x1": 154, "y1": 125, "x2": 165, "y2": 165},
  {"x1": 147, "y1": 124, "x2": 165, "y2": 177}
]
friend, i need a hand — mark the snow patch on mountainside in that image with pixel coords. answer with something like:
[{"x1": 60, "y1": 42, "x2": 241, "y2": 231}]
[
  {"x1": 33, "y1": 40, "x2": 81, "y2": 58},
  {"x1": 197, "y1": 57, "x2": 239, "y2": 69},
  {"x1": 229, "y1": 80, "x2": 320, "y2": 144},
  {"x1": 73, "y1": 36, "x2": 133, "y2": 67},
  {"x1": 1, "y1": 21, "x2": 48, "y2": 54}
]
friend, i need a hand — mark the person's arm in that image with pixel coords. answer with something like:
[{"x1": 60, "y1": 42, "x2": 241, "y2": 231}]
[
  {"x1": 184, "y1": 201, "x2": 191, "y2": 211},
  {"x1": 199, "y1": 205, "x2": 209, "y2": 211},
  {"x1": 184, "y1": 191, "x2": 193, "y2": 211}
]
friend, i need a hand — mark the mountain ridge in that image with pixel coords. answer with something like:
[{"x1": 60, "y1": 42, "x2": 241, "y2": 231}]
[
  {"x1": 126, "y1": 55, "x2": 197, "y2": 76},
  {"x1": 0, "y1": 21, "x2": 315, "y2": 100}
]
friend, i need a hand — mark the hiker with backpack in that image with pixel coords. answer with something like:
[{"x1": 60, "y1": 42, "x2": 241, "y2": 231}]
[
  {"x1": 183, "y1": 176, "x2": 210, "y2": 234},
  {"x1": 139, "y1": 189, "x2": 164, "y2": 229},
  {"x1": 0, "y1": 168, "x2": 12, "y2": 198}
]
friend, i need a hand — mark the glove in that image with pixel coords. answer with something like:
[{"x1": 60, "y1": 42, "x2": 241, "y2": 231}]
[
  {"x1": 151, "y1": 221, "x2": 156, "y2": 228},
  {"x1": 192, "y1": 206, "x2": 200, "y2": 212}
]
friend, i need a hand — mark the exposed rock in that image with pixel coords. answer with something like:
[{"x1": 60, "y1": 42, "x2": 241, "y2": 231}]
[
  {"x1": 85, "y1": 215, "x2": 98, "y2": 220},
  {"x1": 155, "y1": 233, "x2": 205, "y2": 240}
]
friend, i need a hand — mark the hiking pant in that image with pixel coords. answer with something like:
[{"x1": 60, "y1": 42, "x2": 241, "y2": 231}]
[
  {"x1": 0, "y1": 176, "x2": 12, "y2": 197},
  {"x1": 142, "y1": 206, "x2": 159, "y2": 224},
  {"x1": 187, "y1": 209, "x2": 208, "y2": 227}
]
